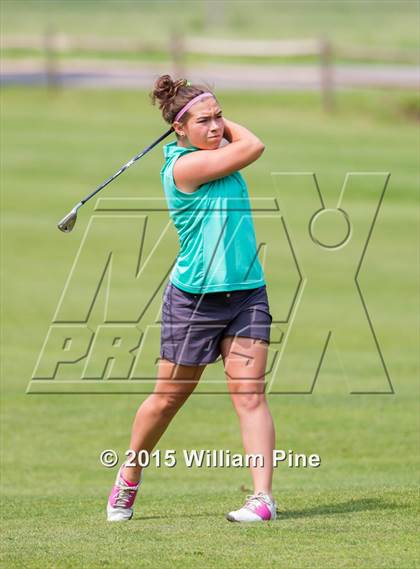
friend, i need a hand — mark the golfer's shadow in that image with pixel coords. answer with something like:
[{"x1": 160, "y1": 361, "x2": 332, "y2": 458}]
[
  {"x1": 130, "y1": 498, "x2": 404, "y2": 522},
  {"x1": 277, "y1": 497, "x2": 406, "y2": 519},
  {"x1": 134, "y1": 511, "x2": 223, "y2": 521}
]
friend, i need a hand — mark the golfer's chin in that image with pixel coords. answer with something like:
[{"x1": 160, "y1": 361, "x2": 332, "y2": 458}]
[
  {"x1": 207, "y1": 136, "x2": 223, "y2": 148},
  {"x1": 195, "y1": 137, "x2": 223, "y2": 150}
]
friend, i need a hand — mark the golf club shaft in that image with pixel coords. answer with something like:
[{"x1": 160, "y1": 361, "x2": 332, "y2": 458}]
[{"x1": 80, "y1": 126, "x2": 174, "y2": 206}]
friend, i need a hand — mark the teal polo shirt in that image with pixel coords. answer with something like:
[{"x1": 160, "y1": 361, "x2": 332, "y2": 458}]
[{"x1": 160, "y1": 140, "x2": 266, "y2": 294}]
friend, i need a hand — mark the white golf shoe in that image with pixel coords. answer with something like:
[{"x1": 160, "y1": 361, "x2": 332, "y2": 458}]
[
  {"x1": 226, "y1": 491, "x2": 277, "y2": 522},
  {"x1": 107, "y1": 465, "x2": 143, "y2": 522}
]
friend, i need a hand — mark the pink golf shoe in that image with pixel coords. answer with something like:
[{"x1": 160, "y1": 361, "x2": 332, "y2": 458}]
[
  {"x1": 107, "y1": 465, "x2": 143, "y2": 522},
  {"x1": 226, "y1": 491, "x2": 277, "y2": 522}
]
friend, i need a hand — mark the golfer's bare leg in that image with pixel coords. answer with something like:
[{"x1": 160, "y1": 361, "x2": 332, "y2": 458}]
[
  {"x1": 221, "y1": 336, "x2": 275, "y2": 499},
  {"x1": 121, "y1": 359, "x2": 206, "y2": 483}
]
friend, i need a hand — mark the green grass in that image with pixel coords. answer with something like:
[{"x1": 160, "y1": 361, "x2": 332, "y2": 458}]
[
  {"x1": 2, "y1": 0, "x2": 419, "y2": 50},
  {"x1": 1, "y1": 87, "x2": 419, "y2": 567},
  {"x1": 2, "y1": 1, "x2": 418, "y2": 71},
  {"x1": 2, "y1": 46, "x2": 418, "y2": 67}
]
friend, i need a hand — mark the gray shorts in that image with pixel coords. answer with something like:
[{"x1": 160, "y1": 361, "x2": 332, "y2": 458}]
[{"x1": 160, "y1": 281, "x2": 272, "y2": 366}]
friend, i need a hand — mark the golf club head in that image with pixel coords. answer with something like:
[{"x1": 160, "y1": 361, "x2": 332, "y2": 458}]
[{"x1": 57, "y1": 207, "x2": 78, "y2": 233}]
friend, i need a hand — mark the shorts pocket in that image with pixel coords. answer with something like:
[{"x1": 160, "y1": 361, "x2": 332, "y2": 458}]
[
  {"x1": 162, "y1": 285, "x2": 198, "y2": 320},
  {"x1": 170, "y1": 284, "x2": 198, "y2": 309}
]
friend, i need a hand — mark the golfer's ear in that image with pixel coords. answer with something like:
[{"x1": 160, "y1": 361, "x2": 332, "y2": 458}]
[{"x1": 172, "y1": 122, "x2": 184, "y2": 137}]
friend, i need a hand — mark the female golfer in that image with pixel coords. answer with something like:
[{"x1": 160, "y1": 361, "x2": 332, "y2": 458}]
[{"x1": 107, "y1": 75, "x2": 277, "y2": 523}]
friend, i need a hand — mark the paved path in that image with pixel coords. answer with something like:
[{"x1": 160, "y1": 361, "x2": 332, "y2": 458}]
[{"x1": 1, "y1": 59, "x2": 419, "y2": 89}]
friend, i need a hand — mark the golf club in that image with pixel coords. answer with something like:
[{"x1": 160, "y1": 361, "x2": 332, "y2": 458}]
[{"x1": 57, "y1": 126, "x2": 174, "y2": 233}]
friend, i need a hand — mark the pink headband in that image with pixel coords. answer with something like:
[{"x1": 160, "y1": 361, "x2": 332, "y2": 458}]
[{"x1": 174, "y1": 92, "x2": 214, "y2": 122}]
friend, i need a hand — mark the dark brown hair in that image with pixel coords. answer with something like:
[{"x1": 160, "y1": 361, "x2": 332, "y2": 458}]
[{"x1": 150, "y1": 74, "x2": 216, "y2": 131}]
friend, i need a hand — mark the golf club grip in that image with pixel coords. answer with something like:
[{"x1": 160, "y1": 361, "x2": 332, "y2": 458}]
[{"x1": 81, "y1": 126, "x2": 174, "y2": 205}]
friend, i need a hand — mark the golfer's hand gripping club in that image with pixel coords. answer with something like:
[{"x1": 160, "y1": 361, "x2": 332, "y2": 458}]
[{"x1": 57, "y1": 126, "x2": 174, "y2": 233}]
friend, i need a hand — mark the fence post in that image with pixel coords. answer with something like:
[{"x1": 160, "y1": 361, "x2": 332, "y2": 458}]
[
  {"x1": 170, "y1": 30, "x2": 185, "y2": 79},
  {"x1": 319, "y1": 38, "x2": 334, "y2": 112},
  {"x1": 44, "y1": 26, "x2": 60, "y2": 91}
]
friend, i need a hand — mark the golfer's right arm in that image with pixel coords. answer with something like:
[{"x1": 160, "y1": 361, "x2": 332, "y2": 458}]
[{"x1": 173, "y1": 118, "x2": 265, "y2": 191}]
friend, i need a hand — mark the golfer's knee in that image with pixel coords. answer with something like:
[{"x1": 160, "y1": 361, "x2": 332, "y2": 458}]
[
  {"x1": 231, "y1": 391, "x2": 265, "y2": 414},
  {"x1": 152, "y1": 392, "x2": 189, "y2": 418}
]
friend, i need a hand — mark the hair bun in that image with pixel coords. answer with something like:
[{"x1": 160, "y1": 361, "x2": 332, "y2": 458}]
[
  {"x1": 152, "y1": 75, "x2": 187, "y2": 103},
  {"x1": 150, "y1": 74, "x2": 214, "y2": 124}
]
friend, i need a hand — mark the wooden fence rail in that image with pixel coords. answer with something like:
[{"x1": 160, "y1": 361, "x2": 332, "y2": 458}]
[
  {"x1": 2, "y1": 33, "x2": 417, "y2": 62},
  {"x1": 2, "y1": 32, "x2": 418, "y2": 109}
]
